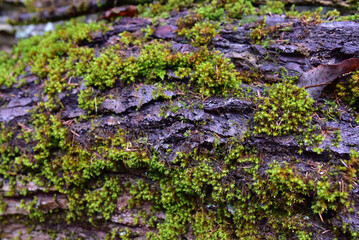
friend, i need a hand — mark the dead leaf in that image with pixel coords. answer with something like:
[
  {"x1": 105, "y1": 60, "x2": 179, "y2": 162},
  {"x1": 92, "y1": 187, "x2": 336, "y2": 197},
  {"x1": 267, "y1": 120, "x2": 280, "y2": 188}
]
[
  {"x1": 297, "y1": 58, "x2": 359, "y2": 99},
  {"x1": 100, "y1": 5, "x2": 138, "y2": 21},
  {"x1": 153, "y1": 25, "x2": 177, "y2": 39}
]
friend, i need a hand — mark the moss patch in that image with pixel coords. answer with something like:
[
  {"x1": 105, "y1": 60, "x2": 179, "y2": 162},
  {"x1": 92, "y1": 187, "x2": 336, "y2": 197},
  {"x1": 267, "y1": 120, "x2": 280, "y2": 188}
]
[{"x1": 1, "y1": 1, "x2": 359, "y2": 238}]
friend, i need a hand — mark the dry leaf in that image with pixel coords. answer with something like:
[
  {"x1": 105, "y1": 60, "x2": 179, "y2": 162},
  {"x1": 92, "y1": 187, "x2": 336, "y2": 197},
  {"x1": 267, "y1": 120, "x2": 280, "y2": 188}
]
[{"x1": 297, "y1": 58, "x2": 359, "y2": 99}]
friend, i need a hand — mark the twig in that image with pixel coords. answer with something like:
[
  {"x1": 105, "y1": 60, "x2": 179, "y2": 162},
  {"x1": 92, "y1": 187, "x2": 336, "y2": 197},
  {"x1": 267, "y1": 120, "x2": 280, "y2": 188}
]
[{"x1": 304, "y1": 81, "x2": 333, "y2": 89}]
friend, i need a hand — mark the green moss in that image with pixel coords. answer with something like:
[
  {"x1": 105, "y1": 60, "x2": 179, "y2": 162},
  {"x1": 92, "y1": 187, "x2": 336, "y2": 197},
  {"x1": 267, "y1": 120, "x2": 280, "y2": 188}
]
[
  {"x1": 175, "y1": 13, "x2": 203, "y2": 30},
  {"x1": 176, "y1": 20, "x2": 220, "y2": 47},
  {"x1": 253, "y1": 82, "x2": 325, "y2": 153},
  {"x1": 250, "y1": 17, "x2": 294, "y2": 46},
  {"x1": 331, "y1": 130, "x2": 342, "y2": 147},
  {"x1": 0, "y1": 19, "x2": 107, "y2": 96},
  {"x1": 137, "y1": 0, "x2": 359, "y2": 26},
  {"x1": 138, "y1": 0, "x2": 194, "y2": 20},
  {"x1": 195, "y1": 0, "x2": 225, "y2": 21},
  {"x1": 84, "y1": 45, "x2": 124, "y2": 89},
  {"x1": 337, "y1": 69, "x2": 359, "y2": 110},
  {"x1": 260, "y1": 0, "x2": 285, "y2": 15},
  {"x1": 125, "y1": 141, "x2": 358, "y2": 238},
  {"x1": 1, "y1": 101, "x2": 357, "y2": 238},
  {"x1": 77, "y1": 87, "x2": 104, "y2": 114},
  {"x1": 285, "y1": 5, "x2": 323, "y2": 23},
  {"x1": 1, "y1": 3, "x2": 358, "y2": 237},
  {"x1": 118, "y1": 31, "x2": 147, "y2": 46},
  {"x1": 254, "y1": 82, "x2": 314, "y2": 136},
  {"x1": 266, "y1": 161, "x2": 308, "y2": 206},
  {"x1": 131, "y1": 42, "x2": 173, "y2": 81},
  {"x1": 83, "y1": 41, "x2": 240, "y2": 96},
  {"x1": 106, "y1": 227, "x2": 139, "y2": 240},
  {"x1": 0, "y1": 195, "x2": 7, "y2": 214},
  {"x1": 0, "y1": 105, "x2": 155, "y2": 223},
  {"x1": 250, "y1": 17, "x2": 268, "y2": 45},
  {"x1": 85, "y1": 176, "x2": 122, "y2": 223},
  {"x1": 0, "y1": 123, "x2": 28, "y2": 196},
  {"x1": 224, "y1": 0, "x2": 256, "y2": 19},
  {"x1": 0, "y1": 51, "x2": 25, "y2": 87},
  {"x1": 189, "y1": 47, "x2": 240, "y2": 96},
  {"x1": 18, "y1": 197, "x2": 45, "y2": 222}
]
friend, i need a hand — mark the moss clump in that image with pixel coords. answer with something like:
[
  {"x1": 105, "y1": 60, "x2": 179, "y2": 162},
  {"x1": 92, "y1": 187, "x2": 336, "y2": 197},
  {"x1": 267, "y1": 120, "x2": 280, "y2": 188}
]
[
  {"x1": 250, "y1": 17, "x2": 269, "y2": 45},
  {"x1": 18, "y1": 197, "x2": 45, "y2": 222},
  {"x1": 195, "y1": 0, "x2": 225, "y2": 20},
  {"x1": 77, "y1": 87, "x2": 104, "y2": 113},
  {"x1": 84, "y1": 45, "x2": 124, "y2": 90},
  {"x1": 137, "y1": 0, "x2": 359, "y2": 25},
  {"x1": 138, "y1": 0, "x2": 194, "y2": 20},
  {"x1": 84, "y1": 41, "x2": 173, "y2": 88},
  {"x1": 176, "y1": 20, "x2": 220, "y2": 47},
  {"x1": 337, "y1": 69, "x2": 359, "y2": 111},
  {"x1": 224, "y1": 0, "x2": 256, "y2": 19},
  {"x1": 175, "y1": 13, "x2": 203, "y2": 29},
  {"x1": 189, "y1": 47, "x2": 240, "y2": 96},
  {"x1": 118, "y1": 30, "x2": 150, "y2": 46},
  {"x1": 260, "y1": 0, "x2": 285, "y2": 15},
  {"x1": 126, "y1": 141, "x2": 358, "y2": 238},
  {"x1": 84, "y1": 176, "x2": 122, "y2": 223},
  {"x1": 265, "y1": 159, "x2": 354, "y2": 215},
  {"x1": 0, "y1": 195, "x2": 7, "y2": 214},
  {"x1": 0, "y1": 123, "x2": 17, "y2": 179},
  {"x1": 250, "y1": 17, "x2": 294, "y2": 46},
  {"x1": 83, "y1": 41, "x2": 240, "y2": 96},
  {"x1": 3, "y1": 113, "x2": 357, "y2": 238},
  {"x1": 0, "y1": 19, "x2": 106, "y2": 103},
  {"x1": 194, "y1": 0, "x2": 284, "y2": 21},
  {"x1": 0, "y1": 51, "x2": 25, "y2": 87},
  {"x1": 1, "y1": 2, "x2": 358, "y2": 238},
  {"x1": 254, "y1": 82, "x2": 314, "y2": 136},
  {"x1": 0, "y1": 104, "x2": 152, "y2": 223}
]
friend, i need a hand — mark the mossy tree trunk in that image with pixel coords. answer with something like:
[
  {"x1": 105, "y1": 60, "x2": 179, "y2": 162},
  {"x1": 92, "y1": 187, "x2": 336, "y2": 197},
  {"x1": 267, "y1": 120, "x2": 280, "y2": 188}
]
[{"x1": 0, "y1": 3, "x2": 359, "y2": 239}]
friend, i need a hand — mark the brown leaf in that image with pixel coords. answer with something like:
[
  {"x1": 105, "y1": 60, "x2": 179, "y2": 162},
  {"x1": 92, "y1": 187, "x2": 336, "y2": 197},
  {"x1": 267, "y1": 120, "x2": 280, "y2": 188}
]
[
  {"x1": 297, "y1": 58, "x2": 359, "y2": 99},
  {"x1": 101, "y1": 5, "x2": 138, "y2": 21},
  {"x1": 153, "y1": 25, "x2": 177, "y2": 39}
]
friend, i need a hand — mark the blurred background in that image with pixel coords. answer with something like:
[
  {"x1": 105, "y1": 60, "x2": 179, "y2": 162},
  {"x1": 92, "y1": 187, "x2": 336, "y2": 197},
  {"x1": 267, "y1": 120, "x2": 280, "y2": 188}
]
[
  {"x1": 0, "y1": 0, "x2": 357, "y2": 53},
  {"x1": 0, "y1": 0, "x2": 149, "y2": 52}
]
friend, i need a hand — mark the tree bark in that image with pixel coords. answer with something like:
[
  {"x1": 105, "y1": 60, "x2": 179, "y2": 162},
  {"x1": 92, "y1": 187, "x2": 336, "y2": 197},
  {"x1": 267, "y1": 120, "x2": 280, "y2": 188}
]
[{"x1": 0, "y1": 10, "x2": 359, "y2": 240}]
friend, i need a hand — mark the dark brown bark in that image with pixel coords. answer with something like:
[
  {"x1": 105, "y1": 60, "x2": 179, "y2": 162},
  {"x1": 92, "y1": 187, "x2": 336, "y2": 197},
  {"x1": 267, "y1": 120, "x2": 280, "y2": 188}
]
[{"x1": 1, "y1": 12, "x2": 359, "y2": 239}]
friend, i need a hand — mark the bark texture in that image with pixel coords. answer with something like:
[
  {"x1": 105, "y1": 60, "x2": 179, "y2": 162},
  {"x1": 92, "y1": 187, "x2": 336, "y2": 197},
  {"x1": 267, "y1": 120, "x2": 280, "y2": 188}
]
[{"x1": 0, "y1": 8, "x2": 359, "y2": 240}]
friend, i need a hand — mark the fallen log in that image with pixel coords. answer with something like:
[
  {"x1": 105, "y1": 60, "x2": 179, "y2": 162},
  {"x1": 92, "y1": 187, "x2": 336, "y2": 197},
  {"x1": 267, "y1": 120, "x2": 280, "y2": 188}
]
[{"x1": 0, "y1": 2, "x2": 359, "y2": 239}]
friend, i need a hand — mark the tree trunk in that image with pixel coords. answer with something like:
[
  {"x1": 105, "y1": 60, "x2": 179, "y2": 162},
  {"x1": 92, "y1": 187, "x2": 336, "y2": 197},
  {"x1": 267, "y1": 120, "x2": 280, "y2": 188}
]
[{"x1": 0, "y1": 5, "x2": 359, "y2": 240}]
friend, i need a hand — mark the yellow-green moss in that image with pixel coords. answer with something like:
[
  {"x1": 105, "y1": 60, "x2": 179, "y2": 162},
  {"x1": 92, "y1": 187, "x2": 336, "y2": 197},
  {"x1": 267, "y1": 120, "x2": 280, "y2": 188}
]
[
  {"x1": 125, "y1": 141, "x2": 358, "y2": 238},
  {"x1": 176, "y1": 20, "x2": 220, "y2": 47},
  {"x1": 82, "y1": 40, "x2": 240, "y2": 96},
  {"x1": 254, "y1": 82, "x2": 314, "y2": 136},
  {"x1": 1, "y1": 2, "x2": 358, "y2": 238},
  {"x1": 138, "y1": 0, "x2": 194, "y2": 20},
  {"x1": 337, "y1": 69, "x2": 359, "y2": 111}
]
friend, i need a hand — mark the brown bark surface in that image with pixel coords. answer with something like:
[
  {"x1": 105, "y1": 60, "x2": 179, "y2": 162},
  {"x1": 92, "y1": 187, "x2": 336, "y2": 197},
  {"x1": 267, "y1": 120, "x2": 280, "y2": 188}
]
[{"x1": 1, "y1": 7, "x2": 359, "y2": 240}]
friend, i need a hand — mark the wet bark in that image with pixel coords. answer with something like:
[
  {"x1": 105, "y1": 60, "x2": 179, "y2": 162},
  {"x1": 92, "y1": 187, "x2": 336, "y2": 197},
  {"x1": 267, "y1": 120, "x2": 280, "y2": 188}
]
[{"x1": 0, "y1": 12, "x2": 359, "y2": 239}]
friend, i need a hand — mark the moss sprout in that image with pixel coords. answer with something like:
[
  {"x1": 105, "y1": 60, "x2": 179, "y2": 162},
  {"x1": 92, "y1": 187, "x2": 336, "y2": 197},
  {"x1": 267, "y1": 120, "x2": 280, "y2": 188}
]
[
  {"x1": 195, "y1": 0, "x2": 225, "y2": 21},
  {"x1": 77, "y1": 87, "x2": 104, "y2": 113},
  {"x1": 0, "y1": 1, "x2": 358, "y2": 238},
  {"x1": 138, "y1": 0, "x2": 194, "y2": 20},
  {"x1": 176, "y1": 20, "x2": 220, "y2": 47},
  {"x1": 337, "y1": 69, "x2": 359, "y2": 111},
  {"x1": 85, "y1": 176, "x2": 122, "y2": 223},
  {"x1": 254, "y1": 82, "x2": 314, "y2": 136}
]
